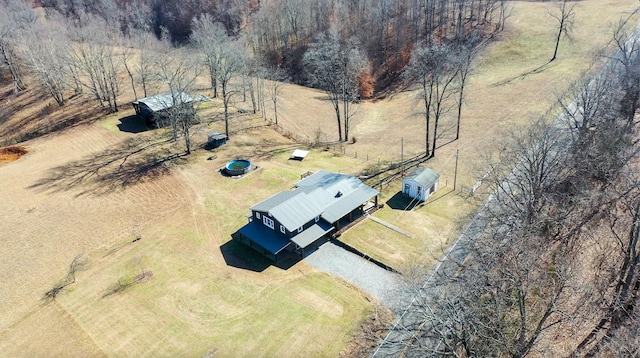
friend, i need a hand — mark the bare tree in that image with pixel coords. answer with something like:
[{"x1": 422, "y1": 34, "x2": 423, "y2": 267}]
[
  {"x1": 303, "y1": 33, "x2": 368, "y2": 142},
  {"x1": 265, "y1": 66, "x2": 288, "y2": 125},
  {"x1": 610, "y1": 20, "x2": 640, "y2": 125},
  {"x1": 0, "y1": 0, "x2": 37, "y2": 94},
  {"x1": 21, "y1": 16, "x2": 70, "y2": 106},
  {"x1": 453, "y1": 41, "x2": 480, "y2": 141},
  {"x1": 240, "y1": 54, "x2": 260, "y2": 114},
  {"x1": 549, "y1": 0, "x2": 575, "y2": 62},
  {"x1": 153, "y1": 46, "x2": 201, "y2": 154},
  {"x1": 483, "y1": 118, "x2": 570, "y2": 226},
  {"x1": 404, "y1": 43, "x2": 459, "y2": 158},
  {"x1": 67, "y1": 14, "x2": 122, "y2": 112},
  {"x1": 572, "y1": 164, "x2": 640, "y2": 357},
  {"x1": 217, "y1": 40, "x2": 244, "y2": 139},
  {"x1": 396, "y1": 215, "x2": 580, "y2": 357},
  {"x1": 43, "y1": 254, "x2": 87, "y2": 301},
  {"x1": 557, "y1": 71, "x2": 613, "y2": 141},
  {"x1": 191, "y1": 14, "x2": 228, "y2": 98},
  {"x1": 134, "y1": 30, "x2": 160, "y2": 98}
]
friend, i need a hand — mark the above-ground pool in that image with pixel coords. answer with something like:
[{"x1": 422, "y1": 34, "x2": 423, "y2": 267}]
[{"x1": 225, "y1": 159, "x2": 252, "y2": 176}]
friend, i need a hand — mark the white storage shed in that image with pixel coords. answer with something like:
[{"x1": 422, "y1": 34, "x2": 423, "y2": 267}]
[{"x1": 402, "y1": 167, "x2": 440, "y2": 201}]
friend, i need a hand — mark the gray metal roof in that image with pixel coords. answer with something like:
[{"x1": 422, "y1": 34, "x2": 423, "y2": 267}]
[
  {"x1": 132, "y1": 91, "x2": 195, "y2": 112},
  {"x1": 251, "y1": 170, "x2": 379, "y2": 231},
  {"x1": 291, "y1": 221, "x2": 334, "y2": 248},
  {"x1": 251, "y1": 191, "x2": 318, "y2": 231},
  {"x1": 404, "y1": 167, "x2": 439, "y2": 188},
  {"x1": 208, "y1": 132, "x2": 227, "y2": 140},
  {"x1": 321, "y1": 185, "x2": 379, "y2": 223}
]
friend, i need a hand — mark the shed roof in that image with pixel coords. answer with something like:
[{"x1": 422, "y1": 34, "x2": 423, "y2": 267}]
[
  {"x1": 404, "y1": 167, "x2": 440, "y2": 188},
  {"x1": 251, "y1": 170, "x2": 379, "y2": 231},
  {"x1": 132, "y1": 91, "x2": 195, "y2": 112},
  {"x1": 291, "y1": 149, "x2": 309, "y2": 160},
  {"x1": 208, "y1": 132, "x2": 227, "y2": 141}
]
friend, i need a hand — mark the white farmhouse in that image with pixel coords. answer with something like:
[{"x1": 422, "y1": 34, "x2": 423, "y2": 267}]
[{"x1": 402, "y1": 167, "x2": 440, "y2": 201}]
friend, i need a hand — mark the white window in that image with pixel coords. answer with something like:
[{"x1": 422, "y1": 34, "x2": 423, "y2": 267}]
[
  {"x1": 263, "y1": 216, "x2": 274, "y2": 229},
  {"x1": 280, "y1": 225, "x2": 286, "y2": 234},
  {"x1": 315, "y1": 216, "x2": 320, "y2": 222},
  {"x1": 298, "y1": 226, "x2": 303, "y2": 233},
  {"x1": 256, "y1": 212, "x2": 261, "y2": 219}
]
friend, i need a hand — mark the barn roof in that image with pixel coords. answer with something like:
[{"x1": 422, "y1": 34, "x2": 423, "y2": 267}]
[
  {"x1": 404, "y1": 167, "x2": 440, "y2": 188},
  {"x1": 132, "y1": 91, "x2": 195, "y2": 112},
  {"x1": 251, "y1": 170, "x2": 379, "y2": 231}
]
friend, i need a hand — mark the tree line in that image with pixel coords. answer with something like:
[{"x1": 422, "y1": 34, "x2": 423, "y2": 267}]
[
  {"x1": 35, "y1": 0, "x2": 511, "y2": 90},
  {"x1": 392, "y1": 19, "x2": 640, "y2": 357},
  {"x1": 1, "y1": 0, "x2": 513, "y2": 152}
]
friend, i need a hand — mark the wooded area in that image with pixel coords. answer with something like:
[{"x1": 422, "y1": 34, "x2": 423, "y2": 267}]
[
  {"x1": 392, "y1": 19, "x2": 640, "y2": 357},
  {"x1": 1, "y1": 0, "x2": 511, "y2": 148}
]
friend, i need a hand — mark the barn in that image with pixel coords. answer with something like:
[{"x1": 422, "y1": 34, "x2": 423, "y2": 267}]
[
  {"x1": 132, "y1": 91, "x2": 195, "y2": 128},
  {"x1": 402, "y1": 167, "x2": 440, "y2": 201}
]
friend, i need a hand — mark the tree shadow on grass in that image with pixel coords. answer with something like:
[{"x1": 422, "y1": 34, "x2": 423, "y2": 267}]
[
  {"x1": 220, "y1": 234, "x2": 300, "y2": 272},
  {"x1": 491, "y1": 60, "x2": 555, "y2": 87},
  {"x1": 28, "y1": 135, "x2": 186, "y2": 196}
]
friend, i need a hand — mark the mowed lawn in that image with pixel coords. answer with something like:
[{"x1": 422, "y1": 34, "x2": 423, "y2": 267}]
[
  {"x1": 0, "y1": 1, "x2": 638, "y2": 357},
  {"x1": 0, "y1": 116, "x2": 376, "y2": 357}
]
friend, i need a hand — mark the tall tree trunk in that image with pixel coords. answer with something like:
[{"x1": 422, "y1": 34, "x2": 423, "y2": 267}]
[{"x1": 551, "y1": 24, "x2": 562, "y2": 62}]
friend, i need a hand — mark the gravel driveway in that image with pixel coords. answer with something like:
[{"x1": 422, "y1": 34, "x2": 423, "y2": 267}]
[{"x1": 304, "y1": 242, "x2": 402, "y2": 308}]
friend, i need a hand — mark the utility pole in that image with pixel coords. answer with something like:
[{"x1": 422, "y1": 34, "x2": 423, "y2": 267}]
[
  {"x1": 401, "y1": 137, "x2": 404, "y2": 177},
  {"x1": 453, "y1": 148, "x2": 459, "y2": 191}
]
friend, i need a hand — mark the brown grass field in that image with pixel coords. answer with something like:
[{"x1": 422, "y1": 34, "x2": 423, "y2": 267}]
[{"x1": 0, "y1": 1, "x2": 637, "y2": 357}]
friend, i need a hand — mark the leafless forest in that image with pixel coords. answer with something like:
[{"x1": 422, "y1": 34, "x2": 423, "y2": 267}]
[
  {"x1": 1, "y1": 0, "x2": 510, "y2": 146},
  {"x1": 393, "y1": 20, "x2": 640, "y2": 357}
]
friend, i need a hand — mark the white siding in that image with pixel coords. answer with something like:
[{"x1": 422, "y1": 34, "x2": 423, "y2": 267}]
[{"x1": 402, "y1": 179, "x2": 438, "y2": 201}]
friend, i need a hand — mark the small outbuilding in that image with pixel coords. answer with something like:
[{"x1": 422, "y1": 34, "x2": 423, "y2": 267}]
[
  {"x1": 207, "y1": 132, "x2": 227, "y2": 148},
  {"x1": 132, "y1": 91, "x2": 196, "y2": 128},
  {"x1": 402, "y1": 167, "x2": 440, "y2": 202},
  {"x1": 290, "y1": 149, "x2": 309, "y2": 161}
]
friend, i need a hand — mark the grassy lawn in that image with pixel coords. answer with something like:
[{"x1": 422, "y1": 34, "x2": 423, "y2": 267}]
[
  {"x1": 55, "y1": 235, "x2": 371, "y2": 357},
  {"x1": 340, "y1": 181, "x2": 478, "y2": 271},
  {"x1": 0, "y1": 117, "x2": 377, "y2": 357}
]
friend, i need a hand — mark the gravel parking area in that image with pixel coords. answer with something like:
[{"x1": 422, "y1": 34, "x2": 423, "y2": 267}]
[{"x1": 305, "y1": 242, "x2": 402, "y2": 308}]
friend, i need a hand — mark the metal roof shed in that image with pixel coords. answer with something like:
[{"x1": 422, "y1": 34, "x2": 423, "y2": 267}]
[
  {"x1": 402, "y1": 167, "x2": 440, "y2": 201},
  {"x1": 290, "y1": 149, "x2": 309, "y2": 160}
]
